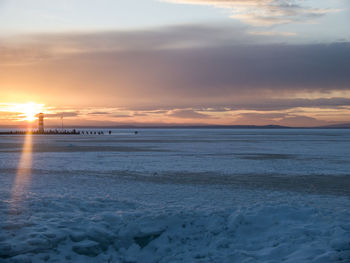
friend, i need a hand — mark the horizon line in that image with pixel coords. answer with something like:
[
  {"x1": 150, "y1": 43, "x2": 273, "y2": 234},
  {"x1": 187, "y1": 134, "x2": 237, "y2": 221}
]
[{"x1": 1, "y1": 124, "x2": 350, "y2": 129}]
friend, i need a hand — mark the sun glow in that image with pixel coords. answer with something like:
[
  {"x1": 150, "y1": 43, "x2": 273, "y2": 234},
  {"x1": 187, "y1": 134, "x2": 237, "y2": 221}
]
[{"x1": 7, "y1": 102, "x2": 45, "y2": 122}]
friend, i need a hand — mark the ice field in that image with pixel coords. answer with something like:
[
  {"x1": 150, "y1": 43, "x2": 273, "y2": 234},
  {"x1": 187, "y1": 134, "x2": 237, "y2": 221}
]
[{"x1": 0, "y1": 129, "x2": 350, "y2": 262}]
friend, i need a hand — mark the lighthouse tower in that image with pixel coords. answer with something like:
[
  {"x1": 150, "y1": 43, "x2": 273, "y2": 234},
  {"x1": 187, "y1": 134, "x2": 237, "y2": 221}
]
[{"x1": 38, "y1": 113, "x2": 44, "y2": 133}]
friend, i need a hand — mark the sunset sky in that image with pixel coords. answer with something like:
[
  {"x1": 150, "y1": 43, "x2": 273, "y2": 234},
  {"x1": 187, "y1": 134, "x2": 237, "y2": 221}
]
[{"x1": 0, "y1": 0, "x2": 349, "y2": 127}]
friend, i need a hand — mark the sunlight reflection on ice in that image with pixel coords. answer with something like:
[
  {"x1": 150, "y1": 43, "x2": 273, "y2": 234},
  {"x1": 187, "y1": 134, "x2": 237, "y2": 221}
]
[{"x1": 11, "y1": 133, "x2": 33, "y2": 208}]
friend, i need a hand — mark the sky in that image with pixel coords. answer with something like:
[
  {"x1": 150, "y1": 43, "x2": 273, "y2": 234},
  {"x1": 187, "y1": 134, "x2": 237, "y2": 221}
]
[{"x1": 0, "y1": 0, "x2": 349, "y2": 127}]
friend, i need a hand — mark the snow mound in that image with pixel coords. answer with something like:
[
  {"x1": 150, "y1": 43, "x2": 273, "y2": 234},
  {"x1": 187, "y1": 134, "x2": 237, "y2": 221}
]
[{"x1": 1, "y1": 201, "x2": 349, "y2": 263}]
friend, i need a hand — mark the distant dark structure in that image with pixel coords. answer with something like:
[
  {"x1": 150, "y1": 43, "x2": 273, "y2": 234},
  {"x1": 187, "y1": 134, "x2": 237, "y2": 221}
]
[
  {"x1": 38, "y1": 113, "x2": 44, "y2": 133},
  {"x1": 0, "y1": 113, "x2": 110, "y2": 136},
  {"x1": 0, "y1": 129, "x2": 80, "y2": 135}
]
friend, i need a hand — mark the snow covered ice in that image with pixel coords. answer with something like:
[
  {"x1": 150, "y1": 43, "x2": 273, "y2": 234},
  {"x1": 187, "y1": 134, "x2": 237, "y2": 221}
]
[{"x1": 0, "y1": 129, "x2": 350, "y2": 262}]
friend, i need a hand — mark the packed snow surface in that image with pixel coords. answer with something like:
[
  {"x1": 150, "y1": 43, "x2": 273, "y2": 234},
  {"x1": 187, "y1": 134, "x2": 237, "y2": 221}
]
[{"x1": 0, "y1": 129, "x2": 350, "y2": 262}]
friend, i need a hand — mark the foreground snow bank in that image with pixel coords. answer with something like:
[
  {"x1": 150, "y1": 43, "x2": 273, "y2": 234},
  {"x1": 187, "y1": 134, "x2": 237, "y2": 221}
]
[{"x1": 1, "y1": 197, "x2": 349, "y2": 263}]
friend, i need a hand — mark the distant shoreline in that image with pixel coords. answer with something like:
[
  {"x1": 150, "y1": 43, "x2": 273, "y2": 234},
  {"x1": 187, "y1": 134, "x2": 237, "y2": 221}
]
[{"x1": 1, "y1": 124, "x2": 350, "y2": 130}]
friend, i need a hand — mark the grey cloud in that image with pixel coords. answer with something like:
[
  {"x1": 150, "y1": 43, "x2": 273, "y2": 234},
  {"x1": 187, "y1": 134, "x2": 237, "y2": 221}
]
[
  {"x1": 164, "y1": 0, "x2": 337, "y2": 26},
  {"x1": 142, "y1": 110, "x2": 169, "y2": 114},
  {"x1": 112, "y1": 114, "x2": 132, "y2": 118},
  {"x1": 168, "y1": 109, "x2": 212, "y2": 119},
  {"x1": 0, "y1": 25, "x2": 349, "y2": 110},
  {"x1": 236, "y1": 112, "x2": 287, "y2": 119},
  {"x1": 130, "y1": 97, "x2": 350, "y2": 112},
  {"x1": 0, "y1": 24, "x2": 253, "y2": 61},
  {"x1": 87, "y1": 111, "x2": 111, "y2": 115},
  {"x1": 224, "y1": 98, "x2": 350, "y2": 111},
  {"x1": 59, "y1": 40, "x2": 350, "y2": 102},
  {"x1": 235, "y1": 112, "x2": 328, "y2": 127},
  {"x1": 44, "y1": 112, "x2": 79, "y2": 118}
]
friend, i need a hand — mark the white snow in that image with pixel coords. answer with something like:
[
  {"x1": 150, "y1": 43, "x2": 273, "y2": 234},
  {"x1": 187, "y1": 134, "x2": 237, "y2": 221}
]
[{"x1": 0, "y1": 129, "x2": 350, "y2": 262}]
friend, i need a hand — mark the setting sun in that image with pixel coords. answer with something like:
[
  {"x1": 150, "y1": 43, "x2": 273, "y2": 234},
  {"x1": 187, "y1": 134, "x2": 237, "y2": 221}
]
[{"x1": 10, "y1": 102, "x2": 44, "y2": 122}]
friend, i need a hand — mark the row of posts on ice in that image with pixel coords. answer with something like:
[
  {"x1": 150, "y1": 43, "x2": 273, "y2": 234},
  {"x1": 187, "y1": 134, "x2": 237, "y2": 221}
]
[{"x1": 0, "y1": 113, "x2": 139, "y2": 135}]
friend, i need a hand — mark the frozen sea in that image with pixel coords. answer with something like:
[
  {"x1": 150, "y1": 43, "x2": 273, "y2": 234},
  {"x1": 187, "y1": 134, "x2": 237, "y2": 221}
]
[{"x1": 0, "y1": 129, "x2": 350, "y2": 262}]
